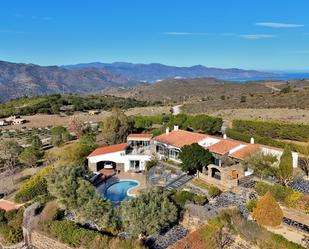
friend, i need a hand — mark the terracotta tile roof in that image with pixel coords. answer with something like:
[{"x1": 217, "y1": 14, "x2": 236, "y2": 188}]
[
  {"x1": 207, "y1": 140, "x2": 242, "y2": 155},
  {"x1": 127, "y1": 133, "x2": 153, "y2": 139},
  {"x1": 230, "y1": 144, "x2": 261, "y2": 160},
  {"x1": 0, "y1": 200, "x2": 21, "y2": 212},
  {"x1": 88, "y1": 143, "x2": 127, "y2": 157},
  {"x1": 153, "y1": 130, "x2": 209, "y2": 148}
]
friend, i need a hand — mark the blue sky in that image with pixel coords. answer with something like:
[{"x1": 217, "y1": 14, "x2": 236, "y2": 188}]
[{"x1": 0, "y1": 0, "x2": 308, "y2": 71}]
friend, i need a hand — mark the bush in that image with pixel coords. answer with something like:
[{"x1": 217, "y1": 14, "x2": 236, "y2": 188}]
[
  {"x1": 255, "y1": 182, "x2": 294, "y2": 202},
  {"x1": 48, "y1": 220, "x2": 145, "y2": 249},
  {"x1": 252, "y1": 192, "x2": 283, "y2": 227},
  {"x1": 284, "y1": 192, "x2": 303, "y2": 208},
  {"x1": 191, "y1": 179, "x2": 222, "y2": 198},
  {"x1": 145, "y1": 159, "x2": 157, "y2": 171},
  {"x1": 40, "y1": 201, "x2": 61, "y2": 223},
  {"x1": 172, "y1": 191, "x2": 196, "y2": 208},
  {"x1": 49, "y1": 220, "x2": 98, "y2": 247},
  {"x1": 208, "y1": 185, "x2": 222, "y2": 198},
  {"x1": 0, "y1": 208, "x2": 24, "y2": 245},
  {"x1": 193, "y1": 194, "x2": 208, "y2": 205},
  {"x1": 0, "y1": 209, "x2": 6, "y2": 222},
  {"x1": 15, "y1": 166, "x2": 53, "y2": 203},
  {"x1": 246, "y1": 199, "x2": 257, "y2": 212}
]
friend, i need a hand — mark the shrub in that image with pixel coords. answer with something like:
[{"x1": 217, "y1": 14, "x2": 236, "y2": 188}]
[
  {"x1": 255, "y1": 181, "x2": 294, "y2": 202},
  {"x1": 191, "y1": 179, "x2": 222, "y2": 198},
  {"x1": 284, "y1": 192, "x2": 303, "y2": 208},
  {"x1": 208, "y1": 185, "x2": 222, "y2": 198},
  {"x1": 48, "y1": 220, "x2": 98, "y2": 247},
  {"x1": 4, "y1": 210, "x2": 18, "y2": 222},
  {"x1": 0, "y1": 208, "x2": 24, "y2": 245},
  {"x1": 145, "y1": 159, "x2": 157, "y2": 171},
  {"x1": 47, "y1": 220, "x2": 145, "y2": 249},
  {"x1": 15, "y1": 166, "x2": 53, "y2": 203},
  {"x1": 252, "y1": 192, "x2": 283, "y2": 227},
  {"x1": 40, "y1": 201, "x2": 61, "y2": 222},
  {"x1": 172, "y1": 191, "x2": 196, "y2": 208},
  {"x1": 193, "y1": 194, "x2": 208, "y2": 206},
  {"x1": 246, "y1": 200, "x2": 257, "y2": 212},
  {"x1": 0, "y1": 208, "x2": 7, "y2": 222}
]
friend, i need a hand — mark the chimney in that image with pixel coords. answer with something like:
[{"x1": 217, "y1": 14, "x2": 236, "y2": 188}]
[
  {"x1": 166, "y1": 127, "x2": 170, "y2": 134},
  {"x1": 223, "y1": 134, "x2": 227, "y2": 139},
  {"x1": 174, "y1": 125, "x2": 179, "y2": 131},
  {"x1": 250, "y1": 137, "x2": 255, "y2": 144}
]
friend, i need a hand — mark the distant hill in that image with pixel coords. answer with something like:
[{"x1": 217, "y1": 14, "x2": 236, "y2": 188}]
[
  {"x1": 107, "y1": 77, "x2": 309, "y2": 110},
  {"x1": 0, "y1": 60, "x2": 134, "y2": 102},
  {"x1": 62, "y1": 62, "x2": 276, "y2": 82}
]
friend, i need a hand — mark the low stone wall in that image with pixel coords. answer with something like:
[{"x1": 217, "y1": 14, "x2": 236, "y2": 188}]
[{"x1": 30, "y1": 231, "x2": 73, "y2": 249}]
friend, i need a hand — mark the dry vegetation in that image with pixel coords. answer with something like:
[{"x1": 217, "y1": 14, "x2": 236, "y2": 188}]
[
  {"x1": 203, "y1": 108, "x2": 309, "y2": 125},
  {"x1": 0, "y1": 106, "x2": 170, "y2": 130}
]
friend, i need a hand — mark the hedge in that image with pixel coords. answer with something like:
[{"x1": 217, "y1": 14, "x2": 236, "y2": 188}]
[
  {"x1": 232, "y1": 119, "x2": 309, "y2": 142},
  {"x1": 14, "y1": 166, "x2": 53, "y2": 203},
  {"x1": 225, "y1": 128, "x2": 308, "y2": 156}
]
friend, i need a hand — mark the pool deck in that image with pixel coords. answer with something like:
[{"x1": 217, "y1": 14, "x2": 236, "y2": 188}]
[{"x1": 116, "y1": 171, "x2": 148, "y2": 196}]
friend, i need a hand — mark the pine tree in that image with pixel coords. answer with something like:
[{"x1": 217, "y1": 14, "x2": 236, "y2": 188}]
[{"x1": 252, "y1": 192, "x2": 283, "y2": 227}]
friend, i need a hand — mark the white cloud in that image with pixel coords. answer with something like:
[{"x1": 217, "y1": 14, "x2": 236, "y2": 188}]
[
  {"x1": 256, "y1": 22, "x2": 304, "y2": 28},
  {"x1": 239, "y1": 34, "x2": 276, "y2": 40},
  {"x1": 163, "y1": 32, "x2": 209, "y2": 36}
]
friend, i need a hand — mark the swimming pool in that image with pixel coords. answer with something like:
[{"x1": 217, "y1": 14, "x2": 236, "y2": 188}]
[{"x1": 104, "y1": 180, "x2": 139, "y2": 204}]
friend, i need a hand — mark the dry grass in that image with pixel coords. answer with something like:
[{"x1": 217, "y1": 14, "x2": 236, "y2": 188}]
[
  {"x1": 187, "y1": 108, "x2": 309, "y2": 126},
  {"x1": 0, "y1": 106, "x2": 170, "y2": 130}
]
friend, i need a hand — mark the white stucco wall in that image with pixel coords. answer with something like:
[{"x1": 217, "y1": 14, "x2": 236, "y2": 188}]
[
  {"x1": 261, "y1": 147, "x2": 298, "y2": 168},
  {"x1": 88, "y1": 151, "x2": 151, "y2": 172},
  {"x1": 88, "y1": 151, "x2": 126, "y2": 165}
]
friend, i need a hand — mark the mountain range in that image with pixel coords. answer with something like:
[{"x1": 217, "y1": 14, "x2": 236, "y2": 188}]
[
  {"x1": 0, "y1": 60, "x2": 307, "y2": 102},
  {"x1": 62, "y1": 62, "x2": 276, "y2": 82},
  {"x1": 0, "y1": 60, "x2": 132, "y2": 102}
]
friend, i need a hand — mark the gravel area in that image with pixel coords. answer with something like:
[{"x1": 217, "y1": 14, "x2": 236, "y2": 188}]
[
  {"x1": 146, "y1": 225, "x2": 188, "y2": 249},
  {"x1": 204, "y1": 191, "x2": 249, "y2": 218},
  {"x1": 289, "y1": 178, "x2": 309, "y2": 194}
]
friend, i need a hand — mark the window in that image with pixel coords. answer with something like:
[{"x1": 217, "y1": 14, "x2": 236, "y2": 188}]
[
  {"x1": 169, "y1": 149, "x2": 180, "y2": 160},
  {"x1": 130, "y1": 160, "x2": 140, "y2": 170}
]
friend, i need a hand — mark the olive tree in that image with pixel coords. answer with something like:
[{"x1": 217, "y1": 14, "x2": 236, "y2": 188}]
[{"x1": 120, "y1": 188, "x2": 178, "y2": 238}]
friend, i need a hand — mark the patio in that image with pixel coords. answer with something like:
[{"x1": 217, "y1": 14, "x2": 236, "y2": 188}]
[{"x1": 147, "y1": 162, "x2": 184, "y2": 187}]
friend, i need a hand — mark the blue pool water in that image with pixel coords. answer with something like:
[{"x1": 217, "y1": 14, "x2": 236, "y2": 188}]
[{"x1": 104, "y1": 180, "x2": 138, "y2": 203}]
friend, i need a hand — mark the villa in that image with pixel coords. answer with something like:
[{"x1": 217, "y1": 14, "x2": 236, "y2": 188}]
[{"x1": 87, "y1": 126, "x2": 299, "y2": 189}]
